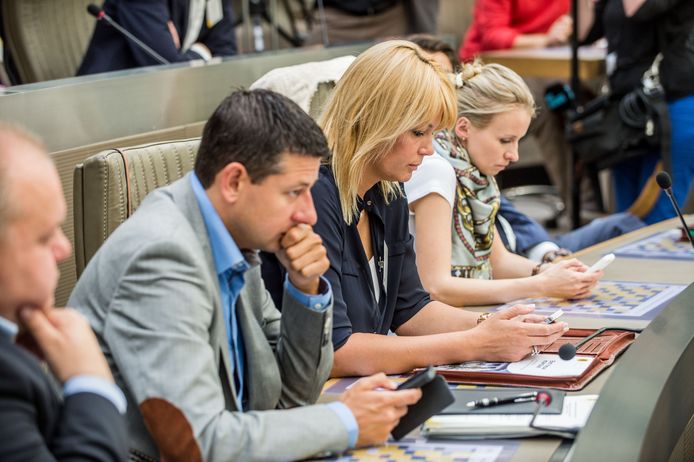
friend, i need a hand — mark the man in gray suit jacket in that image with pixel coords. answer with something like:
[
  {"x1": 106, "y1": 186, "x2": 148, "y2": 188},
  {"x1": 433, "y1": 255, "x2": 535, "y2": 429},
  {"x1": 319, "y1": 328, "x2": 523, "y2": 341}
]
[{"x1": 70, "y1": 90, "x2": 420, "y2": 461}]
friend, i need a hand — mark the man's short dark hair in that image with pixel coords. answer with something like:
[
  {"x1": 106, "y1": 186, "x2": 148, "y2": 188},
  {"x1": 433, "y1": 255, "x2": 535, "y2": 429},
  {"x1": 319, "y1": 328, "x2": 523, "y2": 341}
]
[
  {"x1": 407, "y1": 34, "x2": 460, "y2": 72},
  {"x1": 194, "y1": 89, "x2": 331, "y2": 187}
]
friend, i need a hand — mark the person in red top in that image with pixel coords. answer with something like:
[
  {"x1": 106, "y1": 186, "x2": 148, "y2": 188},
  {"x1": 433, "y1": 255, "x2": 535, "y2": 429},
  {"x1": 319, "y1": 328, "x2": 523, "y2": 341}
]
[
  {"x1": 459, "y1": 0, "x2": 572, "y2": 62},
  {"x1": 457, "y1": 0, "x2": 583, "y2": 214}
]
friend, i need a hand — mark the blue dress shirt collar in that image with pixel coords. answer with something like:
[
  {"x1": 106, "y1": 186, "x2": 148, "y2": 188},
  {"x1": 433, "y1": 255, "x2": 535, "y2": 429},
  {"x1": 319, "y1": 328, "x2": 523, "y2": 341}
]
[
  {"x1": 190, "y1": 173, "x2": 250, "y2": 276},
  {"x1": 0, "y1": 315, "x2": 18, "y2": 342}
]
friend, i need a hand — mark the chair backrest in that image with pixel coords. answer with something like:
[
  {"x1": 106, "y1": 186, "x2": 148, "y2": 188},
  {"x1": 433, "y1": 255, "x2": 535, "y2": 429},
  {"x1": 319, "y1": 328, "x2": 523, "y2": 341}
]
[
  {"x1": 308, "y1": 80, "x2": 337, "y2": 120},
  {"x1": 250, "y1": 55, "x2": 355, "y2": 120},
  {"x1": 74, "y1": 138, "x2": 200, "y2": 276},
  {"x1": 2, "y1": 0, "x2": 95, "y2": 83}
]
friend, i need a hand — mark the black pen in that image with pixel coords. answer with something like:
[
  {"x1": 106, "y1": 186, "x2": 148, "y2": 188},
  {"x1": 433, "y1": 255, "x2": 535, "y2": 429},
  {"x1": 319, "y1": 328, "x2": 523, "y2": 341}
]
[{"x1": 466, "y1": 391, "x2": 539, "y2": 409}]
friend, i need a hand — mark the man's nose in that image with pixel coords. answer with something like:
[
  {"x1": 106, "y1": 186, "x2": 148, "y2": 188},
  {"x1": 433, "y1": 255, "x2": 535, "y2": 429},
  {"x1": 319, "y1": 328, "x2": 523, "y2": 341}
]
[
  {"x1": 292, "y1": 190, "x2": 317, "y2": 225},
  {"x1": 54, "y1": 230, "x2": 72, "y2": 263}
]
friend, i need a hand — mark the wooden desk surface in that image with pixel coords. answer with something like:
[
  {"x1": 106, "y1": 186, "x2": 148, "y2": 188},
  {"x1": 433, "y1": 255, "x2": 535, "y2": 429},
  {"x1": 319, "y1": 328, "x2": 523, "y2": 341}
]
[{"x1": 480, "y1": 45, "x2": 606, "y2": 80}]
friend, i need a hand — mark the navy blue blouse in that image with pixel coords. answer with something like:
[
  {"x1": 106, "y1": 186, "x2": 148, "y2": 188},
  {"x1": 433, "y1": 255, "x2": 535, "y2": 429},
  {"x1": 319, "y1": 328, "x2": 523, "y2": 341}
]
[{"x1": 261, "y1": 165, "x2": 430, "y2": 349}]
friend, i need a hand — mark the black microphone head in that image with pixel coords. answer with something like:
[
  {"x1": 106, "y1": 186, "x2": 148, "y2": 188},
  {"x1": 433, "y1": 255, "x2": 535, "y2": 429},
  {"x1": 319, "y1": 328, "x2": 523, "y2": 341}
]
[
  {"x1": 558, "y1": 343, "x2": 577, "y2": 361},
  {"x1": 536, "y1": 391, "x2": 552, "y2": 406},
  {"x1": 656, "y1": 171, "x2": 672, "y2": 190},
  {"x1": 87, "y1": 4, "x2": 103, "y2": 17}
]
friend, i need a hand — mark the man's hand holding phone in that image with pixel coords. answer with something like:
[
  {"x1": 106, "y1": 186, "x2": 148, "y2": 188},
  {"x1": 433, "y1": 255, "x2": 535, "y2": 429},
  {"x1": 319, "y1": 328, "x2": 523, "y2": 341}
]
[{"x1": 338, "y1": 373, "x2": 421, "y2": 447}]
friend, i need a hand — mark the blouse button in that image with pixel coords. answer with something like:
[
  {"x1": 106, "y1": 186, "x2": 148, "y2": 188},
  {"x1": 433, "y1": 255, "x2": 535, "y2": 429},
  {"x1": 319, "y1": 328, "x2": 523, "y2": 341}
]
[{"x1": 366, "y1": 200, "x2": 372, "y2": 206}]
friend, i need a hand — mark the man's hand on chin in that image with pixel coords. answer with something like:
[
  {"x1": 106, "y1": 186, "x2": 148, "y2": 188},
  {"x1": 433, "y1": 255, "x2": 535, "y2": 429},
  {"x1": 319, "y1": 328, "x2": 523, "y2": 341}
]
[
  {"x1": 18, "y1": 306, "x2": 114, "y2": 384},
  {"x1": 276, "y1": 224, "x2": 329, "y2": 295}
]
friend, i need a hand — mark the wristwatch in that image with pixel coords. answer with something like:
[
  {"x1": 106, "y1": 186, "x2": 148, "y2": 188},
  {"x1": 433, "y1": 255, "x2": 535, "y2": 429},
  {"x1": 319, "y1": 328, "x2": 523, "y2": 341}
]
[
  {"x1": 477, "y1": 312, "x2": 494, "y2": 325},
  {"x1": 542, "y1": 248, "x2": 572, "y2": 264}
]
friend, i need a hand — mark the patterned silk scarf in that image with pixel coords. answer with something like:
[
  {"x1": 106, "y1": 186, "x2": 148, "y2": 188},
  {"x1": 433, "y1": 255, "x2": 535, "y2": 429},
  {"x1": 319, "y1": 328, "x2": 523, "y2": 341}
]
[{"x1": 433, "y1": 130, "x2": 500, "y2": 280}]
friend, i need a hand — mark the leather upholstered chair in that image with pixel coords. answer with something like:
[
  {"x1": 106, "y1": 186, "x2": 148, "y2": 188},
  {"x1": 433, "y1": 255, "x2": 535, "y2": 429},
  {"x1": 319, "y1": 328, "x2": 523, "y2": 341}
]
[
  {"x1": 73, "y1": 138, "x2": 200, "y2": 277},
  {"x1": 1, "y1": 0, "x2": 96, "y2": 83}
]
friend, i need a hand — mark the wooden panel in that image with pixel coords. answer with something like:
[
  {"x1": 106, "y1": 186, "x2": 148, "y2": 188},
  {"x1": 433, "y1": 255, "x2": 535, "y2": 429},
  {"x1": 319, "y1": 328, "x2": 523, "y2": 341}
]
[{"x1": 481, "y1": 46, "x2": 606, "y2": 80}]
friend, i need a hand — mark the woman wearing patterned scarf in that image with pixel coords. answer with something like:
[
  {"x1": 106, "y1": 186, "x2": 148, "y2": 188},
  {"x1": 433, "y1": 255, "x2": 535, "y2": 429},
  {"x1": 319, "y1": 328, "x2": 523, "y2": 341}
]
[
  {"x1": 405, "y1": 61, "x2": 602, "y2": 306},
  {"x1": 272, "y1": 41, "x2": 571, "y2": 376}
]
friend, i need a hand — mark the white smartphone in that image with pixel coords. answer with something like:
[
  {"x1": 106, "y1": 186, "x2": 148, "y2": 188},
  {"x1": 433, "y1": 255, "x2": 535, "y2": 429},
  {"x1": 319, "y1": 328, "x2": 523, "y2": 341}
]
[
  {"x1": 543, "y1": 309, "x2": 564, "y2": 324},
  {"x1": 587, "y1": 253, "x2": 615, "y2": 273}
]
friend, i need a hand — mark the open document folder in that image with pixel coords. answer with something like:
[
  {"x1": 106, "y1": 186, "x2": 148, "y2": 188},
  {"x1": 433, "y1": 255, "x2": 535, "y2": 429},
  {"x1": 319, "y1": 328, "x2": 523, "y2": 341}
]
[
  {"x1": 434, "y1": 328, "x2": 635, "y2": 390},
  {"x1": 422, "y1": 395, "x2": 598, "y2": 440}
]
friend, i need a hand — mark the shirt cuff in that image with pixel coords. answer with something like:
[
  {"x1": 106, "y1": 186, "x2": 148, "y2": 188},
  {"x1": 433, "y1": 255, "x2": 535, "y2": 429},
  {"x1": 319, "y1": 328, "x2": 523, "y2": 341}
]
[
  {"x1": 327, "y1": 402, "x2": 359, "y2": 449},
  {"x1": 527, "y1": 241, "x2": 560, "y2": 263},
  {"x1": 284, "y1": 275, "x2": 332, "y2": 312},
  {"x1": 188, "y1": 43, "x2": 212, "y2": 61},
  {"x1": 64, "y1": 375, "x2": 127, "y2": 415}
]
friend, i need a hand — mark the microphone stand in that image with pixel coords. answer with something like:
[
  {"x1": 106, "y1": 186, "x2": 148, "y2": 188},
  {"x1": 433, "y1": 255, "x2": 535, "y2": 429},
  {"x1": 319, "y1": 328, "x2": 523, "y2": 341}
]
[
  {"x1": 663, "y1": 188, "x2": 694, "y2": 249},
  {"x1": 569, "y1": 0, "x2": 581, "y2": 229},
  {"x1": 91, "y1": 8, "x2": 170, "y2": 65}
]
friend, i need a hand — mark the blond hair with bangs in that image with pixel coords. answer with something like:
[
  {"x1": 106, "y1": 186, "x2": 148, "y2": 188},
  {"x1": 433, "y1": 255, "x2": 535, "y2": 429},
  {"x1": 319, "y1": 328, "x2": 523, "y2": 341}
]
[{"x1": 320, "y1": 40, "x2": 457, "y2": 224}]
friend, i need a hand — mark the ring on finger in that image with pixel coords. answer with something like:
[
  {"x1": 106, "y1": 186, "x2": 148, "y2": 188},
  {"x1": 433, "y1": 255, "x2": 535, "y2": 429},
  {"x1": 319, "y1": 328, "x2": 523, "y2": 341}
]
[{"x1": 531, "y1": 345, "x2": 539, "y2": 356}]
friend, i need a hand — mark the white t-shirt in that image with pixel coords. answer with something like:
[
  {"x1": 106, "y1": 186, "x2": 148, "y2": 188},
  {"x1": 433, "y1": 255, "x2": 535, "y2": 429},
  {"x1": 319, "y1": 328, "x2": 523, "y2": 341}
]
[{"x1": 404, "y1": 154, "x2": 457, "y2": 237}]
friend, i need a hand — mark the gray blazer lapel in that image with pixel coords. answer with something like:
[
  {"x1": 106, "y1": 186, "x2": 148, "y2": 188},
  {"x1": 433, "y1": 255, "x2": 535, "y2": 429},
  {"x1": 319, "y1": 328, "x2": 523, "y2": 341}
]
[
  {"x1": 236, "y1": 267, "x2": 282, "y2": 411},
  {"x1": 169, "y1": 175, "x2": 241, "y2": 410}
]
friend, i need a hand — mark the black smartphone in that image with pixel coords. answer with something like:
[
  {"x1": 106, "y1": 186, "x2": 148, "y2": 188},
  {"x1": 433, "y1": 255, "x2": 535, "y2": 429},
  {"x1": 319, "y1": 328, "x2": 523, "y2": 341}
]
[
  {"x1": 391, "y1": 367, "x2": 455, "y2": 440},
  {"x1": 397, "y1": 366, "x2": 436, "y2": 390}
]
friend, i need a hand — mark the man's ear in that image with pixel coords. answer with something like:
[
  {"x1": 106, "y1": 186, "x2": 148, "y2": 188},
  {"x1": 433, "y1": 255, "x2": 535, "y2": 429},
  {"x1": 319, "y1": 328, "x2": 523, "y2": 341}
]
[
  {"x1": 454, "y1": 116, "x2": 471, "y2": 140},
  {"x1": 216, "y1": 162, "x2": 248, "y2": 204}
]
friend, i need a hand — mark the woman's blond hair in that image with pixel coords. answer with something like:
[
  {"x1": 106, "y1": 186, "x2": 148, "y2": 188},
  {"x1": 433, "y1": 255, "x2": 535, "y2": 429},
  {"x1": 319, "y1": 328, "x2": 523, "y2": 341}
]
[
  {"x1": 320, "y1": 40, "x2": 457, "y2": 224},
  {"x1": 452, "y1": 60, "x2": 536, "y2": 128}
]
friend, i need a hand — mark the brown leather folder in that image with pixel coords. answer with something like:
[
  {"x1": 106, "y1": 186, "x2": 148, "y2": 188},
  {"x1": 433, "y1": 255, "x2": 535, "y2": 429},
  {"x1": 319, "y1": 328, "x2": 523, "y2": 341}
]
[{"x1": 436, "y1": 328, "x2": 636, "y2": 391}]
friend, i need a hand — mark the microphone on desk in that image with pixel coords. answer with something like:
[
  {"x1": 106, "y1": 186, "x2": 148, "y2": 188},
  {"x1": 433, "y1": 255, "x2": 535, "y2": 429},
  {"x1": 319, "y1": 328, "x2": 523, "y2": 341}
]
[
  {"x1": 86, "y1": 4, "x2": 171, "y2": 65},
  {"x1": 558, "y1": 327, "x2": 643, "y2": 361},
  {"x1": 656, "y1": 171, "x2": 694, "y2": 250}
]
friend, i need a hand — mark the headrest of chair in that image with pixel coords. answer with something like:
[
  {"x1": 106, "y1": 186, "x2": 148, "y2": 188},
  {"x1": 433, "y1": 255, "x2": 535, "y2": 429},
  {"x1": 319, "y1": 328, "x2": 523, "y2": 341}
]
[{"x1": 74, "y1": 138, "x2": 199, "y2": 276}]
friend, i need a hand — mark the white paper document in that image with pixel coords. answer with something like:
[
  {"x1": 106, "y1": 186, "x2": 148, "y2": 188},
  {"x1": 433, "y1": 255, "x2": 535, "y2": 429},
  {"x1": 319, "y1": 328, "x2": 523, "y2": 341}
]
[
  {"x1": 436, "y1": 354, "x2": 594, "y2": 378},
  {"x1": 422, "y1": 395, "x2": 599, "y2": 438},
  {"x1": 507, "y1": 354, "x2": 593, "y2": 377}
]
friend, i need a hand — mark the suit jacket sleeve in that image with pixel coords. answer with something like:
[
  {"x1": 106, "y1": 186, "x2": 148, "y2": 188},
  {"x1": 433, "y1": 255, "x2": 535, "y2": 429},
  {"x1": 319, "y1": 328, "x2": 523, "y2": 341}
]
[
  {"x1": 103, "y1": 240, "x2": 347, "y2": 462},
  {"x1": 255, "y1": 268, "x2": 334, "y2": 408},
  {"x1": 116, "y1": 0, "x2": 235, "y2": 66},
  {"x1": 0, "y1": 342, "x2": 127, "y2": 462},
  {"x1": 197, "y1": 1, "x2": 238, "y2": 56}
]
